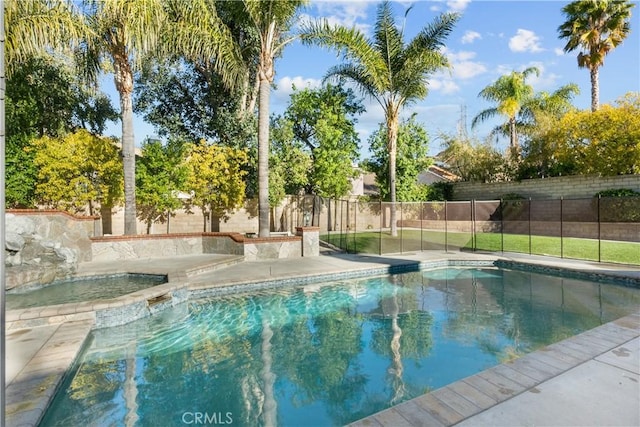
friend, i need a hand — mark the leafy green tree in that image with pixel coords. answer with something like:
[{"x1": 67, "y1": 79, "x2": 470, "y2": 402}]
[
  {"x1": 269, "y1": 116, "x2": 312, "y2": 206},
  {"x1": 184, "y1": 142, "x2": 248, "y2": 231},
  {"x1": 243, "y1": 0, "x2": 307, "y2": 237},
  {"x1": 558, "y1": 0, "x2": 635, "y2": 111},
  {"x1": 5, "y1": 136, "x2": 38, "y2": 208},
  {"x1": 438, "y1": 133, "x2": 508, "y2": 182},
  {"x1": 472, "y1": 67, "x2": 540, "y2": 159},
  {"x1": 5, "y1": 56, "x2": 117, "y2": 208},
  {"x1": 365, "y1": 116, "x2": 432, "y2": 201},
  {"x1": 136, "y1": 139, "x2": 189, "y2": 234},
  {"x1": 31, "y1": 130, "x2": 123, "y2": 214},
  {"x1": 518, "y1": 85, "x2": 581, "y2": 179},
  {"x1": 301, "y1": 1, "x2": 458, "y2": 236},
  {"x1": 545, "y1": 93, "x2": 640, "y2": 176},
  {"x1": 272, "y1": 84, "x2": 363, "y2": 201},
  {"x1": 285, "y1": 84, "x2": 363, "y2": 153}
]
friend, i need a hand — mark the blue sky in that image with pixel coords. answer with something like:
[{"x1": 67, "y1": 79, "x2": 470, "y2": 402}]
[{"x1": 102, "y1": 0, "x2": 640, "y2": 159}]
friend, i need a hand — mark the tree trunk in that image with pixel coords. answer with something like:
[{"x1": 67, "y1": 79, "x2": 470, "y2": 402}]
[
  {"x1": 260, "y1": 315, "x2": 277, "y2": 427},
  {"x1": 100, "y1": 204, "x2": 113, "y2": 235},
  {"x1": 590, "y1": 66, "x2": 599, "y2": 112},
  {"x1": 114, "y1": 56, "x2": 137, "y2": 235},
  {"x1": 210, "y1": 209, "x2": 221, "y2": 232},
  {"x1": 389, "y1": 286, "x2": 405, "y2": 405},
  {"x1": 509, "y1": 117, "x2": 520, "y2": 161},
  {"x1": 257, "y1": 76, "x2": 271, "y2": 237},
  {"x1": 387, "y1": 111, "x2": 399, "y2": 237}
]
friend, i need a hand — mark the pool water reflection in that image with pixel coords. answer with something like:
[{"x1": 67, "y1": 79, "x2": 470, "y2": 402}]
[{"x1": 40, "y1": 267, "x2": 640, "y2": 426}]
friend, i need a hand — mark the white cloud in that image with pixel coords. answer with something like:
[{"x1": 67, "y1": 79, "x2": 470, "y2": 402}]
[
  {"x1": 273, "y1": 76, "x2": 322, "y2": 103},
  {"x1": 442, "y1": 49, "x2": 488, "y2": 80},
  {"x1": 428, "y1": 0, "x2": 471, "y2": 13},
  {"x1": 453, "y1": 61, "x2": 487, "y2": 79},
  {"x1": 522, "y1": 62, "x2": 560, "y2": 90},
  {"x1": 509, "y1": 29, "x2": 544, "y2": 53},
  {"x1": 554, "y1": 47, "x2": 565, "y2": 56},
  {"x1": 461, "y1": 30, "x2": 482, "y2": 44},
  {"x1": 447, "y1": 49, "x2": 477, "y2": 62},
  {"x1": 309, "y1": 2, "x2": 372, "y2": 34},
  {"x1": 429, "y1": 79, "x2": 460, "y2": 94},
  {"x1": 447, "y1": 0, "x2": 472, "y2": 12}
]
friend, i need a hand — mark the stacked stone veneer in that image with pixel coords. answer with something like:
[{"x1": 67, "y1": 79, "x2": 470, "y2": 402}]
[
  {"x1": 5, "y1": 210, "x2": 99, "y2": 289},
  {"x1": 90, "y1": 232, "x2": 306, "y2": 262},
  {"x1": 452, "y1": 174, "x2": 640, "y2": 201}
]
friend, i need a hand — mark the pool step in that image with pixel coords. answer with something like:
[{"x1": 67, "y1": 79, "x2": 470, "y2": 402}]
[{"x1": 183, "y1": 255, "x2": 244, "y2": 277}]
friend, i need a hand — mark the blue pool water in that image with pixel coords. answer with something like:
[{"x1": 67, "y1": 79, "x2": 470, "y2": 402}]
[
  {"x1": 40, "y1": 267, "x2": 640, "y2": 426},
  {"x1": 6, "y1": 274, "x2": 167, "y2": 310}
]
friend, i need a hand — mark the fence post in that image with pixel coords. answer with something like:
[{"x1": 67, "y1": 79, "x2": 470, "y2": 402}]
[
  {"x1": 472, "y1": 200, "x2": 476, "y2": 252},
  {"x1": 379, "y1": 199, "x2": 383, "y2": 255},
  {"x1": 597, "y1": 194, "x2": 601, "y2": 262},
  {"x1": 354, "y1": 200, "x2": 358, "y2": 254},
  {"x1": 400, "y1": 202, "x2": 404, "y2": 254},
  {"x1": 560, "y1": 196, "x2": 564, "y2": 259},
  {"x1": 421, "y1": 202, "x2": 424, "y2": 252},
  {"x1": 444, "y1": 200, "x2": 448, "y2": 253},
  {"x1": 500, "y1": 199, "x2": 504, "y2": 253},
  {"x1": 528, "y1": 197, "x2": 532, "y2": 255}
]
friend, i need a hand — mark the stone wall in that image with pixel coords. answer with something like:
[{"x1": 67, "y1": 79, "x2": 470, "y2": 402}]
[
  {"x1": 90, "y1": 232, "x2": 306, "y2": 262},
  {"x1": 452, "y1": 174, "x2": 640, "y2": 201},
  {"x1": 5, "y1": 210, "x2": 100, "y2": 289}
]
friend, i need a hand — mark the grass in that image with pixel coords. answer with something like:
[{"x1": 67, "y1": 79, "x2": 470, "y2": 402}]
[{"x1": 321, "y1": 229, "x2": 640, "y2": 265}]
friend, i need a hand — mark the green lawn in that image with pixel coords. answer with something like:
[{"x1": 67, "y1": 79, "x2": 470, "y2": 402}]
[{"x1": 321, "y1": 229, "x2": 640, "y2": 265}]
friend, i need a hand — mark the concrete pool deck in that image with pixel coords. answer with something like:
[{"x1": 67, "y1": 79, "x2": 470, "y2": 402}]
[{"x1": 5, "y1": 251, "x2": 640, "y2": 426}]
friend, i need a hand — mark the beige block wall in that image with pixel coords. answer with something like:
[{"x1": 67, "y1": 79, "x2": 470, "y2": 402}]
[{"x1": 452, "y1": 174, "x2": 640, "y2": 201}]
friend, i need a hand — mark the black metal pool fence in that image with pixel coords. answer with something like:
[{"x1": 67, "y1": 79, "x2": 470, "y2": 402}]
[{"x1": 297, "y1": 196, "x2": 640, "y2": 264}]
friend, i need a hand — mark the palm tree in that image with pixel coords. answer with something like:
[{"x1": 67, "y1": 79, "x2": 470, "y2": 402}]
[
  {"x1": 301, "y1": 2, "x2": 458, "y2": 236},
  {"x1": 558, "y1": 0, "x2": 634, "y2": 112},
  {"x1": 471, "y1": 66, "x2": 540, "y2": 160},
  {"x1": 84, "y1": 0, "x2": 245, "y2": 235},
  {"x1": 243, "y1": 0, "x2": 306, "y2": 237},
  {"x1": 83, "y1": 0, "x2": 170, "y2": 235}
]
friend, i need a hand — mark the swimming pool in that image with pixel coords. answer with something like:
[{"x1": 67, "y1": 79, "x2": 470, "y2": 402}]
[
  {"x1": 40, "y1": 267, "x2": 640, "y2": 426},
  {"x1": 6, "y1": 274, "x2": 167, "y2": 310}
]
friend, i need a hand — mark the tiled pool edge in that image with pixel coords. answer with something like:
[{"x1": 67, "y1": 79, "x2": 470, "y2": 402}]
[
  {"x1": 6, "y1": 320, "x2": 95, "y2": 427},
  {"x1": 187, "y1": 259, "x2": 498, "y2": 299},
  {"x1": 348, "y1": 311, "x2": 640, "y2": 427}
]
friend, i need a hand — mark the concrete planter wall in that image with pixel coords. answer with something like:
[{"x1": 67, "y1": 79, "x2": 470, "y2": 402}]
[{"x1": 89, "y1": 232, "x2": 311, "y2": 262}]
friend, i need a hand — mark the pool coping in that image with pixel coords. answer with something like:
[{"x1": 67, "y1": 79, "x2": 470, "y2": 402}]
[{"x1": 5, "y1": 252, "x2": 640, "y2": 426}]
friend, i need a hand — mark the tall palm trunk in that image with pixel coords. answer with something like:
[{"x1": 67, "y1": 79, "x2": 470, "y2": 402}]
[
  {"x1": 387, "y1": 110, "x2": 399, "y2": 237},
  {"x1": 509, "y1": 117, "x2": 520, "y2": 160},
  {"x1": 260, "y1": 315, "x2": 277, "y2": 427},
  {"x1": 590, "y1": 66, "x2": 599, "y2": 112},
  {"x1": 389, "y1": 286, "x2": 405, "y2": 405},
  {"x1": 258, "y1": 77, "x2": 271, "y2": 237},
  {"x1": 113, "y1": 52, "x2": 137, "y2": 235}
]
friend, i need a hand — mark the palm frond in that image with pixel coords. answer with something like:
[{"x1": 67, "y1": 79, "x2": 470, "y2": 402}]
[
  {"x1": 471, "y1": 108, "x2": 499, "y2": 129},
  {"x1": 300, "y1": 18, "x2": 388, "y2": 91},
  {"x1": 406, "y1": 12, "x2": 460, "y2": 55},
  {"x1": 324, "y1": 63, "x2": 384, "y2": 108},
  {"x1": 5, "y1": 0, "x2": 88, "y2": 75},
  {"x1": 164, "y1": 0, "x2": 245, "y2": 90}
]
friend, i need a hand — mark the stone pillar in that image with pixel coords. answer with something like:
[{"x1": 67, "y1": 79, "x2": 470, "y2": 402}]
[{"x1": 296, "y1": 226, "x2": 320, "y2": 257}]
